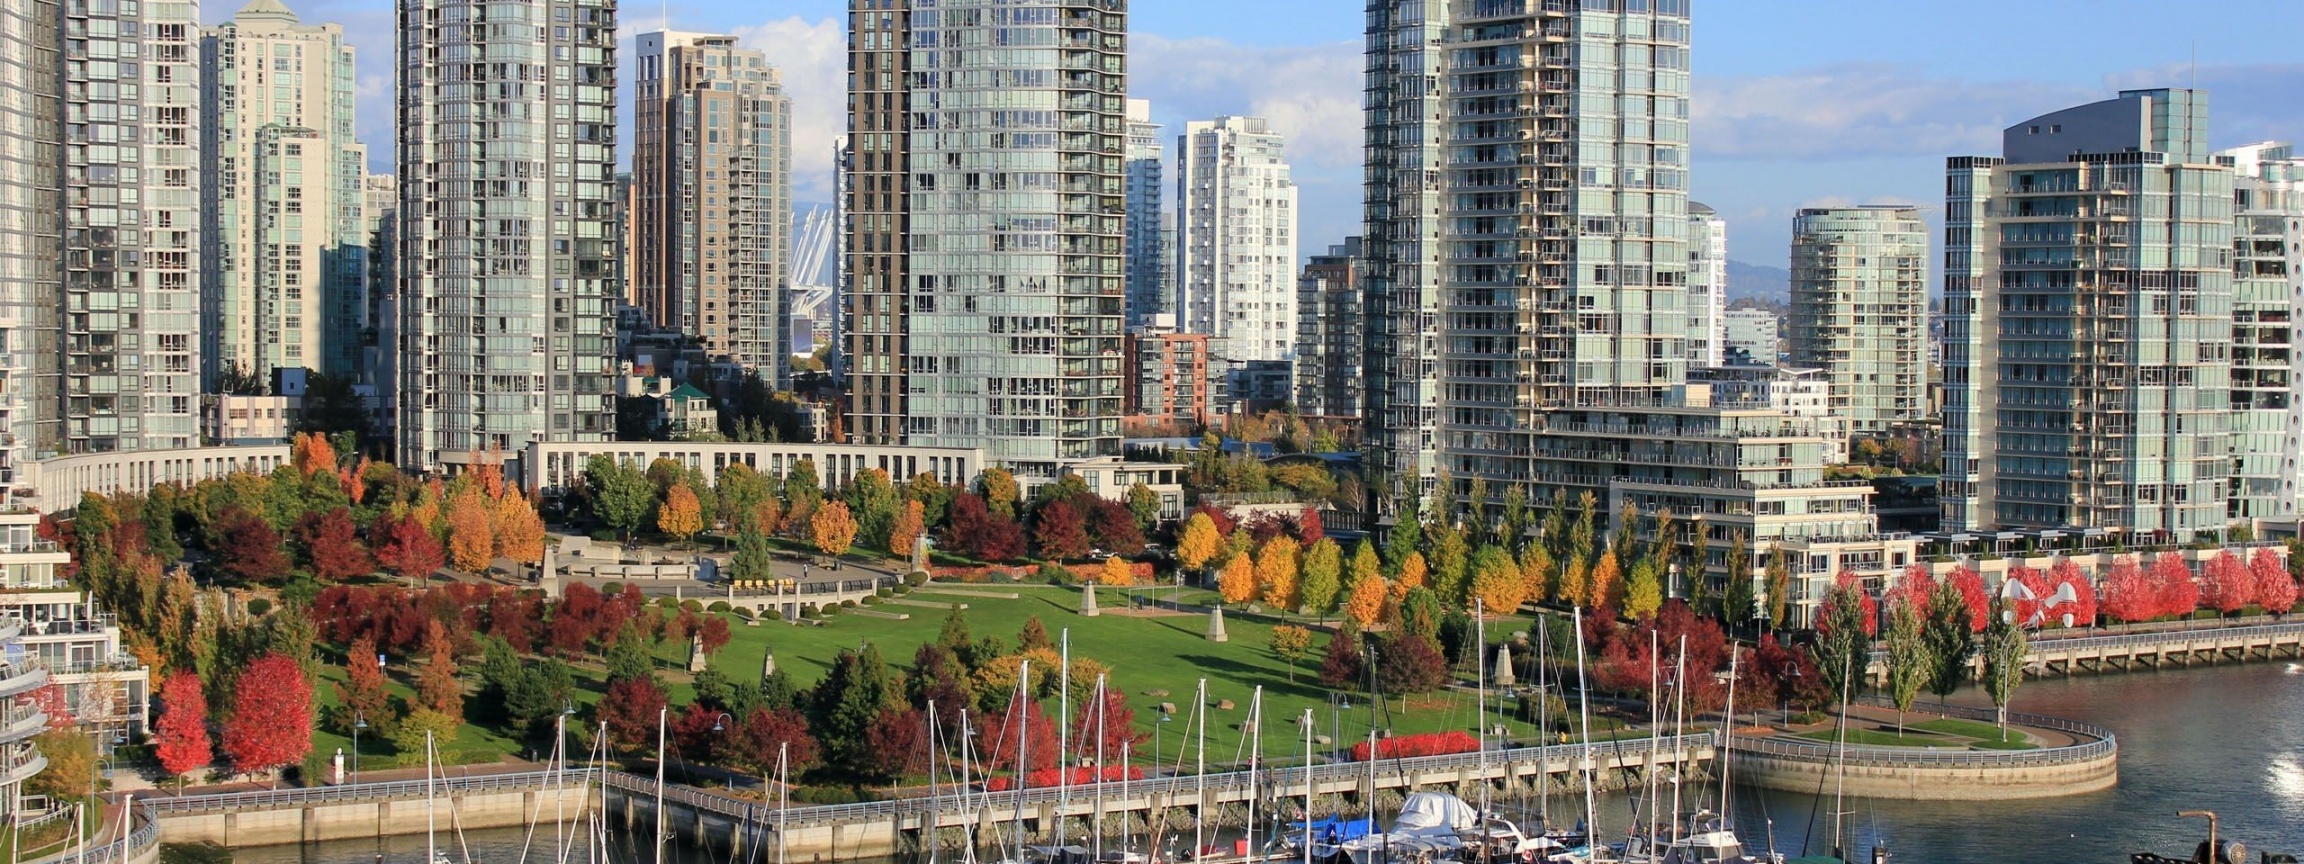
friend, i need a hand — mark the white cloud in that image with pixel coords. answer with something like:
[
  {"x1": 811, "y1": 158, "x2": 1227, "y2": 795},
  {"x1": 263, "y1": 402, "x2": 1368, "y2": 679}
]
[
  {"x1": 1696, "y1": 63, "x2": 2096, "y2": 161},
  {"x1": 1130, "y1": 34, "x2": 1362, "y2": 171},
  {"x1": 728, "y1": 17, "x2": 847, "y2": 204}
]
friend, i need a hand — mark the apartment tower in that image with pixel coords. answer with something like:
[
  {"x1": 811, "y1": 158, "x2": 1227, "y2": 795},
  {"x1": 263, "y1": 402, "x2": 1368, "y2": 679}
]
[
  {"x1": 1124, "y1": 98, "x2": 1165, "y2": 328},
  {"x1": 1176, "y1": 116, "x2": 1298, "y2": 368},
  {"x1": 0, "y1": 0, "x2": 61, "y2": 486},
  {"x1": 1788, "y1": 205, "x2": 1928, "y2": 439},
  {"x1": 1295, "y1": 238, "x2": 1364, "y2": 420},
  {"x1": 1941, "y1": 89, "x2": 2233, "y2": 537},
  {"x1": 63, "y1": 0, "x2": 202, "y2": 452},
  {"x1": 634, "y1": 31, "x2": 792, "y2": 380},
  {"x1": 1686, "y1": 201, "x2": 1727, "y2": 367},
  {"x1": 394, "y1": 0, "x2": 619, "y2": 469},
  {"x1": 2221, "y1": 142, "x2": 2304, "y2": 525},
  {"x1": 845, "y1": 0, "x2": 1127, "y2": 480},
  {"x1": 201, "y1": 0, "x2": 368, "y2": 386},
  {"x1": 1362, "y1": 0, "x2": 1449, "y2": 497}
]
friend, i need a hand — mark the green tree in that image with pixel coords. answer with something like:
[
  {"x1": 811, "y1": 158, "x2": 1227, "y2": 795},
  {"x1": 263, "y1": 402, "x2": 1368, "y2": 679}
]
[
  {"x1": 1300, "y1": 538, "x2": 1344, "y2": 619},
  {"x1": 1763, "y1": 544, "x2": 1791, "y2": 630},
  {"x1": 1382, "y1": 500, "x2": 1423, "y2": 578},
  {"x1": 585, "y1": 455, "x2": 655, "y2": 541},
  {"x1": 1270, "y1": 624, "x2": 1312, "y2": 682},
  {"x1": 1428, "y1": 525, "x2": 1471, "y2": 605},
  {"x1": 1882, "y1": 597, "x2": 1929, "y2": 736},
  {"x1": 1623, "y1": 558, "x2": 1664, "y2": 620},
  {"x1": 715, "y1": 463, "x2": 773, "y2": 530},
  {"x1": 604, "y1": 624, "x2": 656, "y2": 686},
  {"x1": 1126, "y1": 483, "x2": 1161, "y2": 533},
  {"x1": 1814, "y1": 579, "x2": 1872, "y2": 707},
  {"x1": 809, "y1": 644, "x2": 906, "y2": 773},
  {"x1": 845, "y1": 468, "x2": 901, "y2": 551},
  {"x1": 1496, "y1": 483, "x2": 1528, "y2": 550},
  {"x1": 730, "y1": 519, "x2": 777, "y2": 584},
  {"x1": 1922, "y1": 578, "x2": 1975, "y2": 704},
  {"x1": 1981, "y1": 604, "x2": 2029, "y2": 740},
  {"x1": 1722, "y1": 531, "x2": 1756, "y2": 631},
  {"x1": 785, "y1": 459, "x2": 823, "y2": 516}
]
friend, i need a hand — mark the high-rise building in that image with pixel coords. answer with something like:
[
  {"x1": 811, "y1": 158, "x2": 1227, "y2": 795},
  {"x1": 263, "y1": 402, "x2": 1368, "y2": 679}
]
[
  {"x1": 1723, "y1": 308, "x2": 1779, "y2": 362},
  {"x1": 0, "y1": 0, "x2": 61, "y2": 487},
  {"x1": 1941, "y1": 88, "x2": 2233, "y2": 536},
  {"x1": 1361, "y1": 0, "x2": 1447, "y2": 494},
  {"x1": 1789, "y1": 205, "x2": 1928, "y2": 439},
  {"x1": 1440, "y1": 0, "x2": 1692, "y2": 481},
  {"x1": 1687, "y1": 202, "x2": 1728, "y2": 367},
  {"x1": 394, "y1": 0, "x2": 619, "y2": 470},
  {"x1": 1125, "y1": 98, "x2": 1166, "y2": 329},
  {"x1": 1295, "y1": 238, "x2": 1363, "y2": 420},
  {"x1": 1176, "y1": 116, "x2": 1298, "y2": 368},
  {"x1": 2221, "y1": 142, "x2": 2304, "y2": 525},
  {"x1": 634, "y1": 31, "x2": 792, "y2": 380},
  {"x1": 63, "y1": 0, "x2": 202, "y2": 453},
  {"x1": 844, "y1": 0, "x2": 1127, "y2": 481},
  {"x1": 201, "y1": 0, "x2": 368, "y2": 386}
]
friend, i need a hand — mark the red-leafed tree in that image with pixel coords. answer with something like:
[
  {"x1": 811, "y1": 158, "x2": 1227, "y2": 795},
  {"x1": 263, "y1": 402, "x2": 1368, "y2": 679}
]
[
  {"x1": 946, "y1": 494, "x2": 1025, "y2": 562},
  {"x1": 668, "y1": 702, "x2": 725, "y2": 765},
  {"x1": 2151, "y1": 553, "x2": 2200, "y2": 619},
  {"x1": 697, "y1": 615, "x2": 732, "y2": 656},
  {"x1": 1187, "y1": 504, "x2": 1239, "y2": 537},
  {"x1": 1068, "y1": 683, "x2": 1147, "y2": 761},
  {"x1": 297, "y1": 507, "x2": 374, "y2": 582},
  {"x1": 1297, "y1": 508, "x2": 1325, "y2": 546},
  {"x1": 599, "y1": 676, "x2": 669, "y2": 753},
  {"x1": 216, "y1": 506, "x2": 291, "y2": 584},
  {"x1": 1884, "y1": 564, "x2": 1936, "y2": 618},
  {"x1": 977, "y1": 698, "x2": 1059, "y2": 773},
  {"x1": 2252, "y1": 548, "x2": 2297, "y2": 617},
  {"x1": 483, "y1": 589, "x2": 543, "y2": 653},
  {"x1": 732, "y1": 706, "x2": 819, "y2": 775},
  {"x1": 222, "y1": 654, "x2": 313, "y2": 783},
  {"x1": 1816, "y1": 570, "x2": 1880, "y2": 638},
  {"x1": 858, "y1": 706, "x2": 932, "y2": 782},
  {"x1": 2003, "y1": 565, "x2": 2050, "y2": 627},
  {"x1": 1948, "y1": 566, "x2": 1991, "y2": 632},
  {"x1": 1084, "y1": 498, "x2": 1145, "y2": 553},
  {"x1": 2201, "y1": 550, "x2": 2255, "y2": 616},
  {"x1": 2099, "y1": 556, "x2": 2157, "y2": 624},
  {"x1": 373, "y1": 513, "x2": 445, "y2": 583},
  {"x1": 2046, "y1": 558, "x2": 2096, "y2": 627},
  {"x1": 336, "y1": 635, "x2": 392, "y2": 729},
  {"x1": 1032, "y1": 500, "x2": 1091, "y2": 560},
  {"x1": 154, "y1": 671, "x2": 212, "y2": 784}
]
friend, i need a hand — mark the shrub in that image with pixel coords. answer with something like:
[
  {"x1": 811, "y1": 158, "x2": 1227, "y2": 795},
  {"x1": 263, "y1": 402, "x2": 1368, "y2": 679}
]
[
  {"x1": 905, "y1": 570, "x2": 931, "y2": 587},
  {"x1": 801, "y1": 606, "x2": 822, "y2": 620},
  {"x1": 680, "y1": 599, "x2": 703, "y2": 613},
  {"x1": 591, "y1": 530, "x2": 619, "y2": 543},
  {"x1": 1036, "y1": 561, "x2": 1071, "y2": 584},
  {"x1": 984, "y1": 766, "x2": 1145, "y2": 791},
  {"x1": 861, "y1": 596, "x2": 880, "y2": 606},
  {"x1": 876, "y1": 587, "x2": 894, "y2": 598},
  {"x1": 991, "y1": 571, "x2": 1016, "y2": 584},
  {"x1": 1350, "y1": 731, "x2": 1480, "y2": 761},
  {"x1": 707, "y1": 601, "x2": 731, "y2": 613},
  {"x1": 247, "y1": 598, "x2": 274, "y2": 618},
  {"x1": 655, "y1": 596, "x2": 680, "y2": 609}
]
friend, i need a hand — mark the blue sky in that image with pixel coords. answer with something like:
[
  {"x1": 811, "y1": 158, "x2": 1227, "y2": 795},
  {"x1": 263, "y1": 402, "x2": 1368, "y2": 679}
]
[{"x1": 230, "y1": 0, "x2": 2304, "y2": 267}]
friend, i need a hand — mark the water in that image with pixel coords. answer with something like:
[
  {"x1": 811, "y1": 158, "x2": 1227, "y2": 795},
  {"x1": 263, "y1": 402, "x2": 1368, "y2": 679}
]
[{"x1": 196, "y1": 662, "x2": 2304, "y2": 864}]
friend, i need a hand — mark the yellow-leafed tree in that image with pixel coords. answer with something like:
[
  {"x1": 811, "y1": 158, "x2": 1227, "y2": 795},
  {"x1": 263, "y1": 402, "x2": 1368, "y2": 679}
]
[
  {"x1": 1099, "y1": 555, "x2": 1134, "y2": 586},
  {"x1": 1177, "y1": 512, "x2": 1222, "y2": 573},
  {"x1": 1588, "y1": 551, "x2": 1623, "y2": 612},
  {"x1": 1256, "y1": 536, "x2": 1302, "y2": 612},
  {"x1": 493, "y1": 492, "x2": 546, "y2": 563},
  {"x1": 444, "y1": 489, "x2": 494, "y2": 575},
  {"x1": 1218, "y1": 553, "x2": 1257, "y2": 605},
  {"x1": 1343, "y1": 571, "x2": 1388, "y2": 627},
  {"x1": 810, "y1": 500, "x2": 858, "y2": 559}
]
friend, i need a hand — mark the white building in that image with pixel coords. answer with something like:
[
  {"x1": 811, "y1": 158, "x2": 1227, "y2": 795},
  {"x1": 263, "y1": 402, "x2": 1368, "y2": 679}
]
[
  {"x1": 0, "y1": 510, "x2": 148, "y2": 748},
  {"x1": 1687, "y1": 364, "x2": 1846, "y2": 464},
  {"x1": 201, "y1": 0, "x2": 370, "y2": 384},
  {"x1": 1723, "y1": 308, "x2": 1780, "y2": 363},
  {"x1": 394, "y1": 0, "x2": 620, "y2": 470},
  {"x1": 2223, "y1": 141, "x2": 2304, "y2": 526},
  {"x1": 1176, "y1": 116, "x2": 1298, "y2": 368},
  {"x1": 1125, "y1": 99, "x2": 1167, "y2": 330},
  {"x1": 1687, "y1": 202, "x2": 1729, "y2": 367}
]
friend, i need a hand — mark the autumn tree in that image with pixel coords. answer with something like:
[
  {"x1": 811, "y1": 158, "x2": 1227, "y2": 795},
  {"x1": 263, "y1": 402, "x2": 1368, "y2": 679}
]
[
  {"x1": 2202, "y1": 550, "x2": 2255, "y2": 617},
  {"x1": 445, "y1": 489, "x2": 495, "y2": 575},
  {"x1": 1556, "y1": 557, "x2": 1590, "y2": 610},
  {"x1": 1319, "y1": 625, "x2": 1365, "y2": 689},
  {"x1": 155, "y1": 671, "x2": 213, "y2": 785},
  {"x1": 1177, "y1": 512, "x2": 1222, "y2": 575},
  {"x1": 1622, "y1": 557, "x2": 1664, "y2": 621},
  {"x1": 600, "y1": 676, "x2": 670, "y2": 753},
  {"x1": 373, "y1": 512, "x2": 445, "y2": 584},
  {"x1": 297, "y1": 507, "x2": 373, "y2": 582},
  {"x1": 980, "y1": 467, "x2": 1022, "y2": 522},
  {"x1": 29, "y1": 730, "x2": 97, "y2": 799},
  {"x1": 1099, "y1": 556, "x2": 1133, "y2": 586},
  {"x1": 2099, "y1": 556, "x2": 2155, "y2": 624},
  {"x1": 222, "y1": 653, "x2": 314, "y2": 783},
  {"x1": 656, "y1": 483, "x2": 704, "y2": 546},
  {"x1": 1256, "y1": 536, "x2": 1302, "y2": 612},
  {"x1": 216, "y1": 506, "x2": 291, "y2": 584},
  {"x1": 1518, "y1": 544, "x2": 1553, "y2": 608},
  {"x1": 1032, "y1": 500, "x2": 1092, "y2": 560},
  {"x1": 1981, "y1": 605, "x2": 2028, "y2": 738},
  {"x1": 1588, "y1": 551, "x2": 1623, "y2": 612},
  {"x1": 335, "y1": 636, "x2": 392, "y2": 734},
  {"x1": 416, "y1": 620, "x2": 464, "y2": 722},
  {"x1": 1375, "y1": 633, "x2": 1449, "y2": 696},
  {"x1": 732, "y1": 706, "x2": 820, "y2": 774},
  {"x1": 1398, "y1": 551, "x2": 1429, "y2": 592},
  {"x1": 1468, "y1": 544, "x2": 1526, "y2": 615},
  {"x1": 1217, "y1": 553, "x2": 1257, "y2": 605},
  {"x1": 1270, "y1": 624, "x2": 1313, "y2": 682},
  {"x1": 1343, "y1": 570, "x2": 1388, "y2": 627},
  {"x1": 946, "y1": 494, "x2": 1025, "y2": 562},
  {"x1": 811, "y1": 501, "x2": 858, "y2": 559},
  {"x1": 1299, "y1": 538, "x2": 1343, "y2": 619},
  {"x1": 889, "y1": 500, "x2": 927, "y2": 562},
  {"x1": 2253, "y1": 548, "x2": 2298, "y2": 616},
  {"x1": 2151, "y1": 553, "x2": 2200, "y2": 619},
  {"x1": 493, "y1": 493, "x2": 546, "y2": 563}
]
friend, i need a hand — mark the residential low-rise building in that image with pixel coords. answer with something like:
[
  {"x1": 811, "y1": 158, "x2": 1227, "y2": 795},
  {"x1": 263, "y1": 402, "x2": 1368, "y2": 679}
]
[
  {"x1": 202, "y1": 395, "x2": 302, "y2": 446},
  {"x1": 1124, "y1": 318, "x2": 1212, "y2": 430},
  {"x1": 0, "y1": 510, "x2": 149, "y2": 747}
]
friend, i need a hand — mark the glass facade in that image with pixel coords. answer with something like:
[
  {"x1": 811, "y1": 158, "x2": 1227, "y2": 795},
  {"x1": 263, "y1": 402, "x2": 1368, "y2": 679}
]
[
  {"x1": 1789, "y1": 205, "x2": 1927, "y2": 439},
  {"x1": 2222, "y1": 142, "x2": 2304, "y2": 523},
  {"x1": 1361, "y1": 0, "x2": 1449, "y2": 498}
]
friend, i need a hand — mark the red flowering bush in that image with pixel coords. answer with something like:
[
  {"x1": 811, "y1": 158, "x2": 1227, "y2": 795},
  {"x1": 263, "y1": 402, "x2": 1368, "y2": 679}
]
[
  {"x1": 1350, "y1": 730, "x2": 1479, "y2": 761},
  {"x1": 984, "y1": 765, "x2": 1146, "y2": 791}
]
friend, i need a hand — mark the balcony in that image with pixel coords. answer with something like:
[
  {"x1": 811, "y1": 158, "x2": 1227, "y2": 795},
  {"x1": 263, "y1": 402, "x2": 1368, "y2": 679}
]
[{"x1": 0, "y1": 662, "x2": 45, "y2": 700}]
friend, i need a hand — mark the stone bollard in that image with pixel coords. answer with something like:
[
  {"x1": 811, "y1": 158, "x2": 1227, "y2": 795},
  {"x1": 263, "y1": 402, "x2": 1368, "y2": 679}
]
[
  {"x1": 1206, "y1": 608, "x2": 1229, "y2": 642},
  {"x1": 1080, "y1": 585, "x2": 1101, "y2": 617}
]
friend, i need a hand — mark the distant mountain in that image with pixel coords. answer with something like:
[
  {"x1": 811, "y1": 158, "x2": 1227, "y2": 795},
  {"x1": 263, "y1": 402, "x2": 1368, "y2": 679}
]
[{"x1": 1725, "y1": 260, "x2": 1789, "y2": 304}]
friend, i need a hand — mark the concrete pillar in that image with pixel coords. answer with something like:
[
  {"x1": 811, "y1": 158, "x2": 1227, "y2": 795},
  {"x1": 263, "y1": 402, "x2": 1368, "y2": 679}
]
[
  {"x1": 302, "y1": 807, "x2": 318, "y2": 845},
  {"x1": 1206, "y1": 608, "x2": 1228, "y2": 642}
]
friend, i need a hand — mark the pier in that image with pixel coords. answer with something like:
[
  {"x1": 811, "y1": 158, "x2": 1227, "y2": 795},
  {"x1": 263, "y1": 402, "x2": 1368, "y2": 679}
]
[
  {"x1": 1868, "y1": 619, "x2": 2304, "y2": 684},
  {"x1": 607, "y1": 733, "x2": 1718, "y2": 861}
]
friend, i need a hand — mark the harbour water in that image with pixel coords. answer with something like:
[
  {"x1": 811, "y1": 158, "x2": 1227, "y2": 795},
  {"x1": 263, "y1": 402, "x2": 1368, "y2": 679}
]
[{"x1": 200, "y1": 661, "x2": 2304, "y2": 864}]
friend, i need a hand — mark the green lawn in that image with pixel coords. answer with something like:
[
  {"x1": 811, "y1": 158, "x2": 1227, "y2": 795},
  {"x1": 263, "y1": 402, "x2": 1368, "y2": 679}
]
[
  {"x1": 1796, "y1": 728, "x2": 1958, "y2": 748},
  {"x1": 648, "y1": 584, "x2": 1560, "y2": 763},
  {"x1": 311, "y1": 660, "x2": 529, "y2": 771},
  {"x1": 1910, "y1": 717, "x2": 2020, "y2": 742},
  {"x1": 1795, "y1": 720, "x2": 2038, "y2": 752}
]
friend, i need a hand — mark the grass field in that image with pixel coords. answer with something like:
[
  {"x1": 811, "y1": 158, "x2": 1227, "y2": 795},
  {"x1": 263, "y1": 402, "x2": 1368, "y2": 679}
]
[
  {"x1": 641, "y1": 584, "x2": 1569, "y2": 763},
  {"x1": 1910, "y1": 717, "x2": 2021, "y2": 742},
  {"x1": 1795, "y1": 720, "x2": 2037, "y2": 751}
]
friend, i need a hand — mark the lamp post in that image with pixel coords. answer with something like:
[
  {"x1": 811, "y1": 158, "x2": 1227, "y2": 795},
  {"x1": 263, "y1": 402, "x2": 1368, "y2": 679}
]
[
  {"x1": 1328, "y1": 693, "x2": 1351, "y2": 760},
  {"x1": 1154, "y1": 710, "x2": 1172, "y2": 773},
  {"x1": 709, "y1": 712, "x2": 737, "y2": 790},
  {"x1": 352, "y1": 714, "x2": 368, "y2": 786}
]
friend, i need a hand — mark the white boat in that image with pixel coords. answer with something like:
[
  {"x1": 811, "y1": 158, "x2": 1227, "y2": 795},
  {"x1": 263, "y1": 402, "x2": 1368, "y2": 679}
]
[{"x1": 1613, "y1": 812, "x2": 1777, "y2": 864}]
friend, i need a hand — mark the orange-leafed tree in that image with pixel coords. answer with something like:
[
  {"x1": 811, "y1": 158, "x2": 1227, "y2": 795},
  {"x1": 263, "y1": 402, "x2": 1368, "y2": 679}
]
[
  {"x1": 811, "y1": 500, "x2": 858, "y2": 559},
  {"x1": 889, "y1": 500, "x2": 927, "y2": 562},
  {"x1": 290, "y1": 431, "x2": 338, "y2": 476},
  {"x1": 415, "y1": 620, "x2": 464, "y2": 722},
  {"x1": 493, "y1": 492, "x2": 546, "y2": 563},
  {"x1": 297, "y1": 507, "x2": 373, "y2": 582},
  {"x1": 373, "y1": 512, "x2": 445, "y2": 583},
  {"x1": 1099, "y1": 555, "x2": 1134, "y2": 586},
  {"x1": 657, "y1": 483, "x2": 704, "y2": 546},
  {"x1": 1588, "y1": 551, "x2": 1623, "y2": 611},
  {"x1": 1397, "y1": 551, "x2": 1429, "y2": 592},
  {"x1": 444, "y1": 489, "x2": 495, "y2": 575},
  {"x1": 1343, "y1": 572, "x2": 1388, "y2": 627},
  {"x1": 1218, "y1": 553, "x2": 1258, "y2": 605},
  {"x1": 335, "y1": 635, "x2": 391, "y2": 730}
]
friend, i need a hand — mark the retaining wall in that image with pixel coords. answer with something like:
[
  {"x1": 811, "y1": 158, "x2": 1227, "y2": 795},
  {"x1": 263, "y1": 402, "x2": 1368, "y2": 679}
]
[{"x1": 1725, "y1": 701, "x2": 2117, "y2": 801}]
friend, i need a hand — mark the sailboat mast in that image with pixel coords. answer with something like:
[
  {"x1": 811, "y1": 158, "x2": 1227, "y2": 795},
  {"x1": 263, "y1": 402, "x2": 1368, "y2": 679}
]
[
  {"x1": 427, "y1": 729, "x2": 438, "y2": 863},
  {"x1": 1475, "y1": 598, "x2": 1490, "y2": 864},
  {"x1": 1247, "y1": 685, "x2": 1263, "y2": 863},
  {"x1": 1536, "y1": 614, "x2": 1548, "y2": 826},
  {"x1": 1060, "y1": 630, "x2": 1071, "y2": 845},
  {"x1": 779, "y1": 742, "x2": 791, "y2": 864},
  {"x1": 1016, "y1": 660, "x2": 1033, "y2": 861},
  {"x1": 1195, "y1": 676, "x2": 1208, "y2": 860},
  {"x1": 655, "y1": 705, "x2": 669, "y2": 864},
  {"x1": 1672, "y1": 635, "x2": 1688, "y2": 847},
  {"x1": 1719, "y1": 643, "x2": 1739, "y2": 828},
  {"x1": 1647, "y1": 628, "x2": 1661, "y2": 850},
  {"x1": 1094, "y1": 673, "x2": 1107, "y2": 862},
  {"x1": 1302, "y1": 708, "x2": 1314, "y2": 864},
  {"x1": 1831, "y1": 647, "x2": 1855, "y2": 859},
  {"x1": 1572, "y1": 608, "x2": 1598, "y2": 845}
]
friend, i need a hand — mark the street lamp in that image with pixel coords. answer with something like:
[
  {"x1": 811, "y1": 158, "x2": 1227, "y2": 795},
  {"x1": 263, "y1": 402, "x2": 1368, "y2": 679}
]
[
  {"x1": 1154, "y1": 710, "x2": 1172, "y2": 770},
  {"x1": 352, "y1": 714, "x2": 368, "y2": 785},
  {"x1": 1328, "y1": 693, "x2": 1351, "y2": 759}
]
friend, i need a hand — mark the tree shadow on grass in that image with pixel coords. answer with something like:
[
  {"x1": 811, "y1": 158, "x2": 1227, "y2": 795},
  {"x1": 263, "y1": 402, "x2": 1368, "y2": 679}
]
[{"x1": 1174, "y1": 654, "x2": 1328, "y2": 704}]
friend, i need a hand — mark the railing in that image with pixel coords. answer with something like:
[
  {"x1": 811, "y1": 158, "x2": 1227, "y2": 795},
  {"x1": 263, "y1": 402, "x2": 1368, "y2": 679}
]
[
  {"x1": 1728, "y1": 699, "x2": 2113, "y2": 767},
  {"x1": 25, "y1": 799, "x2": 162, "y2": 864},
  {"x1": 1868, "y1": 619, "x2": 2304, "y2": 666},
  {"x1": 144, "y1": 769, "x2": 596, "y2": 814},
  {"x1": 604, "y1": 734, "x2": 1717, "y2": 824}
]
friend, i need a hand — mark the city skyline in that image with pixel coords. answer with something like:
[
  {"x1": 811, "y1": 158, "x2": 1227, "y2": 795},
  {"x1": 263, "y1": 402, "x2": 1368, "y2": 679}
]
[{"x1": 231, "y1": 0, "x2": 2304, "y2": 267}]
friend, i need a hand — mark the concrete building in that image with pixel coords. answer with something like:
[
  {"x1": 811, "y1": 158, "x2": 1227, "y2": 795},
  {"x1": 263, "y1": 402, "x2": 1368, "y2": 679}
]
[
  {"x1": 1176, "y1": 116, "x2": 1298, "y2": 370},
  {"x1": 1361, "y1": 0, "x2": 1448, "y2": 492},
  {"x1": 1723, "y1": 308, "x2": 1780, "y2": 362},
  {"x1": 361, "y1": 174, "x2": 397, "y2": 429},
  {"x1": 64, "y1": 0, "x2": 203, "y2": 454},
  {"x1": 634, "y1": 31, "x2": 792, "y2": 379},
  {"x1": 1789, "y1": 205, "x2": 1928, "y2": 439},
  {"x1": 1124, "y1": 319, "x2": 1212, "y2": 430},
  {"x1": 1942, "y1": 88, "x2": 2233, "y2": 538},
  {"x1": 0, "y1": 510, "x2": 149, "y2": 746},
  {"x1": 2221, "y1": 142, "x2": 2304, "y2": 526},
  {"x1": 844, "y1": 0, "x2": 1127, "y2": 480},
  {"x1": 1295, "y1": 238, "x2": 1364, "y2": 420},
  {"x1": 0, "y1": 0, "x2": 62, "y2": 495},
  {"x1": 0, "y1": 603, "x2": 43, "y2": 818},
  {"x1": 1687, "y1": 363, "x2": 1845, "y2": 464},
  {"x1": 200, "y1": 0, "x2": 368, "y2": 386},
  {"x1": 1125, "y1": 98, "x2": 1167, "y2": 329},
  {"x1": 1687, "y1": 202, "x2": 1729, "y2": 367},
  {"x1": 393, "y1": 0, "x2": 620, "y2": 470},
  {"x1": 202, "y1": 393, "x2": 300, "y2": 445}
]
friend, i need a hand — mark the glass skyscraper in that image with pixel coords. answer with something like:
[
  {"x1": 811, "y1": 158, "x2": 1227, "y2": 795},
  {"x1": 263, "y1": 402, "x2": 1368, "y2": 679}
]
[{"x1": 1789, "y1": 205, "x2": 1928, "y2": 438}]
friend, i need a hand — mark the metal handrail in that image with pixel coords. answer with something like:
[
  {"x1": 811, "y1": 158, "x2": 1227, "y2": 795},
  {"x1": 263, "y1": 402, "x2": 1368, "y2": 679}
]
[
  {"x1": 604, "y1": 734, "x2": 1717, "y2": 823},
  {"x1": 143, "y1": 769, "x2": 596, "y2": 814},
  {"x1": 1727, "y1": 699, "x2": 2114, "y2": 767},
  {"x1": 24, "y1": 800, "x2": 163, "y2": 864},
  {"x1": 1867, "y1": 619, "x2": 2304, "y2": 665}
]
